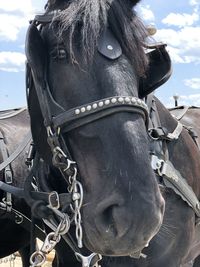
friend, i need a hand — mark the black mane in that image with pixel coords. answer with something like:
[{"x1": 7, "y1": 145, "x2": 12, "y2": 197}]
[{"x1": 45, "y1": 0, "x2": 148, "y2": 76}]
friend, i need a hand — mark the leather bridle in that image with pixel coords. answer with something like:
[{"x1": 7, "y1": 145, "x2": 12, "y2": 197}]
[{"x1": 25, "y1": 15, "x2": 150, "y2": 266}]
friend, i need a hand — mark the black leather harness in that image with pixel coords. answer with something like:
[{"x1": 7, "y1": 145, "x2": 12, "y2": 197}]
[{"x1": 148, "y1": 95, "x2": 200, "y2": 218}]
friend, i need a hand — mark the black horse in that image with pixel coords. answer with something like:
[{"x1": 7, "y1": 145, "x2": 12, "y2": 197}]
[
  {"x1": 0, "y1": 109, "x2": 31, "y2": 266},
  {"x1": 2, "y1": 108, "x2": 200, "y2": 267},
  {"x1": 1, "y1": 0, "x2": 200, "y2": 267},
  {"x1": 1, "y1": 0, "x2": 165, "y2": 266},
  {"x1": 25, "y1": 0, "x2": 165, "y2": 265},
  {"x1": 24, "y1": 0, "x2": 200, "y2": 265},
  {"x1": 100, "y1": 102, "x2": 200, "y2": 267},
  {"x1": 3, "y1": 0, "x2": 200, "y2": 266}
]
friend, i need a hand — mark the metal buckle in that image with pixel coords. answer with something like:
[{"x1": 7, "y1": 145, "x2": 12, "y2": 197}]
[
  {"x1": 5, "y1": 170, "x2": 13, "y2": 184},
  {"x1": 48, "y1": 191, "x2": 60, "y2": 209},
  {"x1": 151, "y1": 155, "x2": 164, "y2": 174}
]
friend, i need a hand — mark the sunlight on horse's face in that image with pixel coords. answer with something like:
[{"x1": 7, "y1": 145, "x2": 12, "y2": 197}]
[{"x1": 41, "y1": 23, "x2": 165, "y2": 256}]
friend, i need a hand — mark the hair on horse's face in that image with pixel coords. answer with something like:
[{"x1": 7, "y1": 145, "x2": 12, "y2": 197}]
[
  {"x1": 45, "y1": 0, "x2": 142, "y2": 9},
  {"x1": 45, "y1": 0, "x2": 148, "y2": 76}
]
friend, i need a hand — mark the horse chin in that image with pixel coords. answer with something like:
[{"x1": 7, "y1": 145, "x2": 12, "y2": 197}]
[
  {"x1": 83, "y1": 227, "x2": 153, "y2": 257},
  {"x1": 84, "y1": 240, "x2": 148, "y2": 257}
]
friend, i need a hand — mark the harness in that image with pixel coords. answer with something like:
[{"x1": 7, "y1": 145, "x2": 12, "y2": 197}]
[
  {"x1": 0, "y1": 11, "x2": 199, "y2": 267},
  {"x1": 0, "y1": 129, "x2": 12, "y2": 212},
  {"x1": 148, "y1": 96, "x2": 200, "y2": 218}
]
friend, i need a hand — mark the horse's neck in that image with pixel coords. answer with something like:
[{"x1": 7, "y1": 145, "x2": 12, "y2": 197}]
[
  {"x1": 155, "y1": 99, "x2": 200, "y2": 198},
  {"x1": 179, "y1": 107, "x2": 200, "y2": 149}
]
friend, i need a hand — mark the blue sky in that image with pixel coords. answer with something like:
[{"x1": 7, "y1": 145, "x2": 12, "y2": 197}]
[{"x1": 0, "y1": 0, "x2": 200, "y2": 110}]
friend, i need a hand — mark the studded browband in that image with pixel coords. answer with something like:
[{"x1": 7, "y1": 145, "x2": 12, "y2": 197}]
[
  {"x1": 51, "y1": 96, "x2": 149, "y2": 133},
  {"x1": 27, "y1": 14, "x2": 149, "y2": 134}
]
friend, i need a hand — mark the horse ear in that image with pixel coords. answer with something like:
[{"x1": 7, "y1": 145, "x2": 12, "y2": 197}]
[
  {"x1": 25, "y1": 23, "x2": 46, "y2": 85},
  {"x1": 139, "y1": 45, "x2": 172, "y2": 98}
]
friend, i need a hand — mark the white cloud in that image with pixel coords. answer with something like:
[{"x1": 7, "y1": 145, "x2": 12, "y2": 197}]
[
  {"x1": 167, "y1": 94, "x2": 200, "y2": 107},
  {"x1": 0, "y1": 0, "x2": 45, "y2": 41},
  {"x1": 0, "y1": 0, "x2": 32, "y2": 14},
  {"x1": 189, "y1": 0, "x2": 199, "y2": 6},
  {"x1": 155, "y1": 27, "x2": 200, "y2": 64},
  {"x1": 162, "y1": 12, "x2": 199, "y2": 28},
  {"x1": 0, "y1": 51, "x2": 26, "y2": 72},
  {"x1": 0, "y1": 14, "x2": 29, "y2": 41},
  {"x1": 166, "y1": 47, "x2": 185, "y2": 64},
  {"x1": 137, "y1": 5, "x2": 155, "y2": 22},
  {"x1": 179, "y1": 94, "x2": 200, "y2": 106},
  {"x1": 184, "y1": 78, "x2": 200, "y2": 89}
]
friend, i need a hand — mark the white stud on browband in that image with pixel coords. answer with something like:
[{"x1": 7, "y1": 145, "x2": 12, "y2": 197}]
[
  {"x1": 99, "y1": 101, "x2": 104, "y2": 107},
  {"x1": 105, "y1": 99, "x2": 110, "y2": 105},
  {"x1": 111, "y1": 98, "x2": 117, "y2": 104},
  {"x1": 87, "y1": 105, "x2": 92, "y2": 111},
  {"x1": 74, "y1": 97, "x2": 148, "y2": 117},
  {"x1": 75, "y1": 109, "x2": 80, "y2": 115},
  {"x1": 125, "y1": 97, "x2": 131, "y2": 103},
  {"x1": 131, "y1": 97, "x2": 136, "y2": 104},
  {"x1": 118, "y1": 97, "x2": 124, "y2": 103}
]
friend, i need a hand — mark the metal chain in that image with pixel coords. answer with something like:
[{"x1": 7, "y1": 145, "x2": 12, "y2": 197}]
[
  {"x1": 30, "y1": 214, "x2": 70, "y2": 267},
  {"x1": 46, "y1": 128, "x2": 84, "y2": 248},
  {"x1": 68, "y1": 167, "x2": 84, "y2": 248}
]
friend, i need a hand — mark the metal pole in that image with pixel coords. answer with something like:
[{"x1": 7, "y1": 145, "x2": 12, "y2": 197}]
[{"x1": 173, "y1": 95, "x2": 179, "y2": 107}]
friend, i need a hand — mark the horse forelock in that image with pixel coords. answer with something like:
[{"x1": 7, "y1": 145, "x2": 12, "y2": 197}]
[{"x1": 45, "y1": 0, "x2": 148, "y2": 76}]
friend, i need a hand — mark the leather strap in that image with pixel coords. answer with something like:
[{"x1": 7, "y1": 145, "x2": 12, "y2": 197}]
[
  {"x1": 0, "y1": 107, "x2": 26, "y2": 120},
  {"x1": 0, "y1": 204, "x2": 46, "y2": 240},
  {"x1": 169, "y1": 106, "x2": 190, "y2": 121},
  {"x1": 52, "y1": 96, "x2": 149, "y2": 132},
  {"x1": 0, "y1": 131, "x2": 13, "y2": 211},
  {"x1": 0, "y1": 181, "x2": 72, "y2": 209},
  {"x1": 151, "y1": 155, "x2": 200, "y2": 217},
  {"x1": 34, "y1": 13, "x2": 55, "y2": 24},
  {"x1": 0, "y1": 131, "x2": 32, "y2": 171}
]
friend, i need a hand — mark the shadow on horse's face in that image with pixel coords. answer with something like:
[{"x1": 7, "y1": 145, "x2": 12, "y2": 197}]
[{"x1": 40, "y1": 25, "x2": 164, "y2": 256}]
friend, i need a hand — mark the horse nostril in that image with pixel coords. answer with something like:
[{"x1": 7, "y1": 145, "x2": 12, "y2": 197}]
[
  {"x1": 102, "y1": 205, "x2": 118, "y2": 235},
  {"x1": 96, "y1": 201, "x2": 131, "y2": 238},
  {"x1": 102, "y1": 205, "x2": 113, "y2": 225},
  {"x1": 95, "y1": 195, "x2": 125, "y2": 237}
]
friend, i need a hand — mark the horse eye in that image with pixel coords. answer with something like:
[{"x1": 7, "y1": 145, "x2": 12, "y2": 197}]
[
  {"x1": 58, "y1": 49, "x2": 67, "y2": 59},
  {"x1": 50, "y1": 47, "x2": 67, "y2": 59}
]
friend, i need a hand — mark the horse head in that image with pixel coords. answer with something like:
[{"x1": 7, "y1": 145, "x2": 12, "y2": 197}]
[{"x1": 26, "y1": 0, "x2": 164, "y2": 257}]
